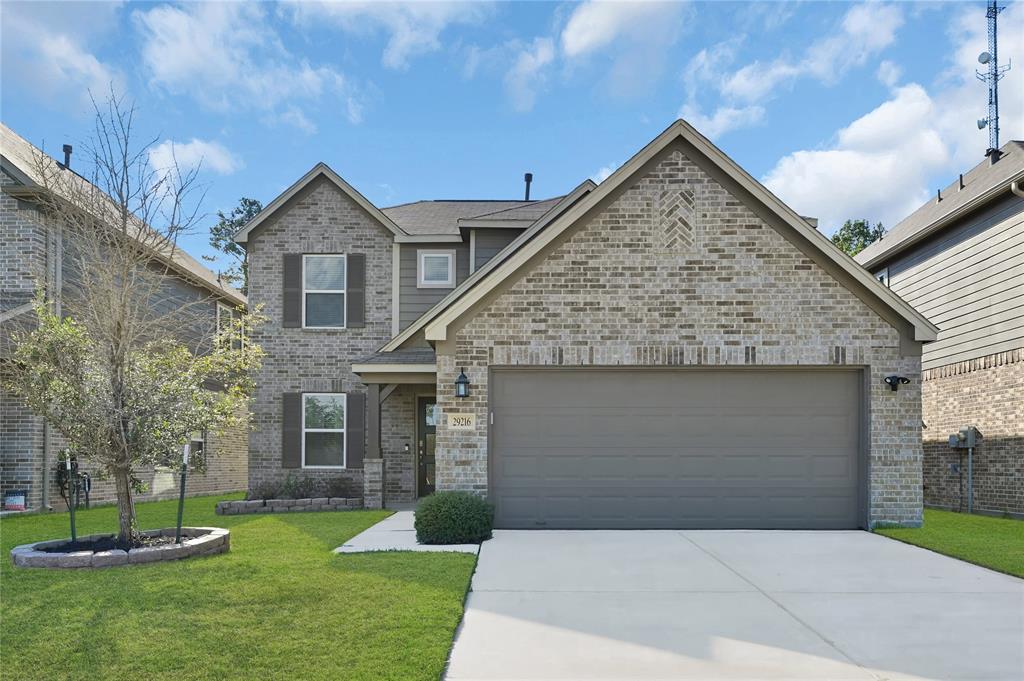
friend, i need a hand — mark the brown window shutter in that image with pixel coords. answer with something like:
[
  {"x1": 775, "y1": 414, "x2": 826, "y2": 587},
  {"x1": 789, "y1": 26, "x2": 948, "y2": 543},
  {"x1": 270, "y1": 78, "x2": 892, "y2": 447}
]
[
  {"x1": 346, "y1": 392, "x2": 365, "y2": 469},
  {"x1": 282, "y1": 392, "x2": 302, "y2": 469},
  {"x1": 282, "y1": 254, "x2": 303, "y2": 328},
  {"x1": 346, "y1": 253, "x2": 365, "y2": 328}
]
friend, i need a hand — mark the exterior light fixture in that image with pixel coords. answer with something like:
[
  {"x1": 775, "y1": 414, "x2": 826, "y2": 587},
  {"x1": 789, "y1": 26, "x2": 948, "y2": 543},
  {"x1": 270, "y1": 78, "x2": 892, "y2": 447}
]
[
  {"x1": 454, "y1": 368, "x2": 471, "y2": 398},
  {"x1": 883, "y1": 375, "x2": 910, "y2": 392}
]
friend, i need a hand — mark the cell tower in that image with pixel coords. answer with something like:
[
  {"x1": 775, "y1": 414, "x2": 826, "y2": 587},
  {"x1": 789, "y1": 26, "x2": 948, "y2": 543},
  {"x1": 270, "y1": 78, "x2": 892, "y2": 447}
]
[{"x1": 975, "y1": 1, "x2": 1011, "y2": 156}]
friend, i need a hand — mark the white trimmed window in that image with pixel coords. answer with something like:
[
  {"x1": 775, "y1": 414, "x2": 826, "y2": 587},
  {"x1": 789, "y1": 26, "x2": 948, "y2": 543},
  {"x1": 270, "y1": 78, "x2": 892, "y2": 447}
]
[
  {"x1": 189, "y1": 431, "x2": 206, "y2": 468},
  {"x1": 303, "y1": 255, "x2": 346, "y2": 328},
  {"x1": 417, "y1": 250, "x2": 455, "y2": 288},
  {"x1": 302, "y1": 393, "x2": 346, "y2": 468}
]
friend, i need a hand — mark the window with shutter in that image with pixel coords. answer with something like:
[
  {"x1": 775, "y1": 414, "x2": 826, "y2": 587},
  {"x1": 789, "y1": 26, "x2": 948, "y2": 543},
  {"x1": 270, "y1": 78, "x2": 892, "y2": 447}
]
[{"x1": 303, "y1": 255, "x2": 346, "y2": 328}]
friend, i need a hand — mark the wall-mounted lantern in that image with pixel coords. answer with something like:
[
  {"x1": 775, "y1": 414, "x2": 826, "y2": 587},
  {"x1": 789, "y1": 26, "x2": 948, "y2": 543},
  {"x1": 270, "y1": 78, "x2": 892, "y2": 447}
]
[
  {"x1": 454, "y1": 368, "x2": 471, "y2": 398},
  {"x1": 883, "y1": 375, "x2": 910, "y2": 392}
]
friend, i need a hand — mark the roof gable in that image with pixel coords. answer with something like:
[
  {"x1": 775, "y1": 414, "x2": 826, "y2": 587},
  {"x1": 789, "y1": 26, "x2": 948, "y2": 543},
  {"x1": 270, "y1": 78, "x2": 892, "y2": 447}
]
[
  {"x1": 234, "y1": 162, "x2": 408, "y2": 243},
  {"x1": 422, "y1": 119, "x2": 938, "y2": 344}
]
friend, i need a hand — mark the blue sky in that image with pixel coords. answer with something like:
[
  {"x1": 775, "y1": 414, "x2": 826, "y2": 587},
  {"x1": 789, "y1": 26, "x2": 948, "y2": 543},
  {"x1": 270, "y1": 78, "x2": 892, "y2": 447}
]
[{"x1": 2, "y1": 1, "x2": 1022, "y2": 276}]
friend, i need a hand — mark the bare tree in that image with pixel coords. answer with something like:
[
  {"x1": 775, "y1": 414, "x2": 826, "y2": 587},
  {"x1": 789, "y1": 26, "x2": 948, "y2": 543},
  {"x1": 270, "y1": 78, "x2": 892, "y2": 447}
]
[{"x1": 6, "y1": 93, "x2": 263, "y2": 546}]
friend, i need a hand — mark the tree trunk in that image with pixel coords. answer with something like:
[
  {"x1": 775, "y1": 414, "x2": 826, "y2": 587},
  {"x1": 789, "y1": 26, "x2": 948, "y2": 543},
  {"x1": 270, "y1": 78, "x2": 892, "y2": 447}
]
[{"x1": 113, "y1": 467, "x2": 139, "y2": 547}]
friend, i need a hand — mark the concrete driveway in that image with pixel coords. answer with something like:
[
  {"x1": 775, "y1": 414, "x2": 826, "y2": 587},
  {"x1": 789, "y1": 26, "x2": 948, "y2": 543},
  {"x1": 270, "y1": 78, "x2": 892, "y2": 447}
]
[{"x1": 446, "y1": 530, "x2": 1023, "y2": 680}]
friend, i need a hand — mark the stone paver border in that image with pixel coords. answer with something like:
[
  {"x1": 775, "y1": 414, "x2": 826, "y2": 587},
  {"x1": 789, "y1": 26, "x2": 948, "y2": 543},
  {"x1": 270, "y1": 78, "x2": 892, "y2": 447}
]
[
  {"x1": 10, "y1": 527, "x2": 229, "y2": 569},
  {"x1": 216, "y1": 498, "x2": 362, "y2": 515}
]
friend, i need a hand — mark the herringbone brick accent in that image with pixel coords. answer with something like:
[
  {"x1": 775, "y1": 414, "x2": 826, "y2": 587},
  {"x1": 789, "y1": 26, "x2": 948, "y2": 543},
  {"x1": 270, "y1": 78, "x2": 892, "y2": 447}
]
[{"x1": 658, "y1": 188, "x2": 696, "y2": 251}]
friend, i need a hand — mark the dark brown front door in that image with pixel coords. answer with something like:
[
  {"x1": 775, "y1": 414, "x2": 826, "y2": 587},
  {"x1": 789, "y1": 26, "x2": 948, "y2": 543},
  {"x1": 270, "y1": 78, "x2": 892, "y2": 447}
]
[{"x1": 417, "y1": 397, "x2": 437, "y2": 497}]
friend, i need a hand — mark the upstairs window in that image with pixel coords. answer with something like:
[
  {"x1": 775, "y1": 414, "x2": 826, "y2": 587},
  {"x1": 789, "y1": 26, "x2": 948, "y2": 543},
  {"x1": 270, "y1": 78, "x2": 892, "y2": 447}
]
[
  {"x1": 303, "y1": 255, "x2": 346, "y2": 328},
  {"x1": 417, "y1": 250, "x2": 455, "y2": 288}
]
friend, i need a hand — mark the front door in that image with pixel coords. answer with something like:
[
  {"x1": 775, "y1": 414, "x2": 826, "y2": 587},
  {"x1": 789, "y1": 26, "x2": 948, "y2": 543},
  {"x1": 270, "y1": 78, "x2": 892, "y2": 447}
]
[{"x1": 417, "y1": 397, "x2": 438, "y2": 497}]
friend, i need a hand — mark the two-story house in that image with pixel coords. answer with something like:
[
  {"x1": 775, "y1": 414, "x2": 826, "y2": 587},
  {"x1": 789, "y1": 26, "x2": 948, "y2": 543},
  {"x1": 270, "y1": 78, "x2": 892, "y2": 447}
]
[
  {"x1": 237, "y1": 120, "x2": 937, "y2": 529},
  {"x1": 1, "y1": 122, "x2": 249, "y2": 511},
  {"x1": 856, "y1": 141, "x2": 1023, "y2": 517}
]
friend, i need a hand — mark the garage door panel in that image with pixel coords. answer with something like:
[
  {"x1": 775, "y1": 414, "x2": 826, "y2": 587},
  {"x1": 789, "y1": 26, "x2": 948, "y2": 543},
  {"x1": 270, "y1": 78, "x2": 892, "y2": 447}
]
[{"x1": 490, "y1": 368, "x2": 862, "y2": 529}]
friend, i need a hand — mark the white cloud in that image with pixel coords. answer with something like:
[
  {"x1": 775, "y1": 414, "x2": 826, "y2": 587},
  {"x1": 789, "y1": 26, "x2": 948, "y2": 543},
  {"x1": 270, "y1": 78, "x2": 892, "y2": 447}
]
[
  {"x1": 591, "y1": 162, "x2": 620, "y2": 183},
  {"x1": 876, "y1": 60, "x2": 902, "y2": 88},
  {"x1": 286, "y1": 1, "x2": 490, "y2": 70},
  {"x1": 723, "y1": 4, "x2": 904, "y2": 102},
  {"x1": 148, "y1": 138, "x2": 242, "y2": 176},
  {"x1": 561, "y1": 1, "x2": 689, "y2": 97},
  {"x1": 504, "y1": 38, "x2": 556, "y2": 113},
  {"x1": 679, "y1": 103, "x2": 765, "y2": 139},
  {"x1": 763, "y1": 2, "x2": 1023, "y2": 235},
  {"x1": 133, "y1": 3, "x2": 359, "y2": 129},
  {"x1": 764, "y1": 85, "x2": 947, "y2": 231},
  {"x1": 0, "y1": 1, "x2": 124, "y2": 109}
]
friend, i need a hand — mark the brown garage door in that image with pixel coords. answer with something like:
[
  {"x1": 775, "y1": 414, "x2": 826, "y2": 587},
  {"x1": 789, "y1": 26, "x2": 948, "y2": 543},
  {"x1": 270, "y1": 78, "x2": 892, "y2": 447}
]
[{"x1": 489, "y1": 368, "x2": 863, "y2": 529}]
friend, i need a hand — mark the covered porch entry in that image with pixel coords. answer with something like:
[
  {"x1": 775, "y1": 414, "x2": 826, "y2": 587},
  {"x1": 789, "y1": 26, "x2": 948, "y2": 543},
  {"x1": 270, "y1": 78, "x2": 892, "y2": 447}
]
[{"x1": 353, "y1": 349, "x2": 438, "y2": 508}]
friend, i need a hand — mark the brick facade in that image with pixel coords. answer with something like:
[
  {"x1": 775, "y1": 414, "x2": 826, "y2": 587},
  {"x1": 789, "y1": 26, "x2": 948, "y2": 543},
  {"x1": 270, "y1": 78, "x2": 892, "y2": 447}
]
[
  {"x1": 1, "y1": 385, "x2": 248, "y2": 511},
  {"x1": 434, "y1": 146, "x2": 924, "y2": 527},
  {"x1": 246, "y1": 176, "x2": 419, "y2": 497},
  {"x1": 921, "y1": 348, "x2": 1023, "y2": 516}
]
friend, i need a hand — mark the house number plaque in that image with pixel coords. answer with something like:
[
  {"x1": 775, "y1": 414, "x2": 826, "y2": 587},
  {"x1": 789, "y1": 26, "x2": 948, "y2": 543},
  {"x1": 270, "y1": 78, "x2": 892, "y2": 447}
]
[{"x1": 447, "y1": 413, "x2": 476, "y2": 430}]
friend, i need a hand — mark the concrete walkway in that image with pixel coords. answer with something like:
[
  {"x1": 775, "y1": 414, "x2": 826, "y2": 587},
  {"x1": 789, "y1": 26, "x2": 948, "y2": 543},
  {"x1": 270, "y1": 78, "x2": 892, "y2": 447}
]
[
  {"x1": 333, "y1": 511, "x2": 479, "y2": 554},
  {"x1": 446, "y1": 530, "x2": 1024, "y2": 680}
]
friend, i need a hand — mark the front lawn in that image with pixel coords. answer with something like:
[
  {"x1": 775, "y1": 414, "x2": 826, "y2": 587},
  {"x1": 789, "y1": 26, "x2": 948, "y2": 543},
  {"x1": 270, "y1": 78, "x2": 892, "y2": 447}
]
[
  {"x1": 1, "y1": 493, "x2": 477, "y2": 680},
  {"x1": 876, "y1": 507, "x2": 1024, "y2": 578}
]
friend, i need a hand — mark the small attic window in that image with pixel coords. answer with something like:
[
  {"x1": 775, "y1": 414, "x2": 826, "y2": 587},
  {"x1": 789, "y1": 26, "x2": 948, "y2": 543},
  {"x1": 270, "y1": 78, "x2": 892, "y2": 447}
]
[{"x1": 418, "y1": 250, "x2": 455, "y2": 288}]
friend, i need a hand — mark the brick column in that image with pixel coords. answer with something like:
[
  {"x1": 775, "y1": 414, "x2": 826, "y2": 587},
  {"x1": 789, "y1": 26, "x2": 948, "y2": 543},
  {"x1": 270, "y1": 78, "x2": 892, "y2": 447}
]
[{"x1": 363, "y1": 458, "x2": 384, "y2": 509}]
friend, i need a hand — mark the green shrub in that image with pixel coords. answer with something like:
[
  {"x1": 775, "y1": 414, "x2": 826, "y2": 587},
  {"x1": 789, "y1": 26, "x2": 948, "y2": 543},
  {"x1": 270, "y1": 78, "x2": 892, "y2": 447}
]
[
  {"x1": 248, "y1": 481, "x2": 281, "y2": 501},
  {"x1": 415, "y1": 491, "x2": 494, "y2": 544},
  {"x1": 281, "y1": 473, "x2": 321, "y2": 499}
]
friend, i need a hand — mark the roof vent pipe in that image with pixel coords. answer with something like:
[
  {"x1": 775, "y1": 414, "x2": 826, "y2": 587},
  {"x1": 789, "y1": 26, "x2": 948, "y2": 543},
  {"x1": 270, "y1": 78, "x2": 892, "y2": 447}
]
[
  {"x1": 524, "y1": 172, "x2": 533, "y2": 201},
  {"x1": 958, "y1": 174, "x2": 965, "y2": 191},
  {"x1": 62, "y1": 144, "x2": 72, "y2": 169},
  {"x1": 936, "y1": 188, "x2": 942, "y2": 203}
]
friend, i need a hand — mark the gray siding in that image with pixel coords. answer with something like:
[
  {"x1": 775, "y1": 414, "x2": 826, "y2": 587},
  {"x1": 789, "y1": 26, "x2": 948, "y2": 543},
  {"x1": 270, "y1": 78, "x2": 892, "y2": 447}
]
[
  {"x1": 883, "y1": 193, "x2": 1024, "y2": 369},
  {"x1": 398, "y1": 241, "x2": 469, "y2": 330},
  {"x1": 473, "y1": 228, "x2": 524, "y2": 271}
]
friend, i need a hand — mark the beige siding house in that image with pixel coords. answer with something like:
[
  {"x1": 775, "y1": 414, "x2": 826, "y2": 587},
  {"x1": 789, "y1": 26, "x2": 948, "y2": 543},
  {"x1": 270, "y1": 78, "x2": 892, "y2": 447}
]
[
  {"x1": 856, "y1": 140, "x2": 1024, "y2": 516},
  {"x1": 238, "y1": 120, "x2": 937, "y2": 529}
]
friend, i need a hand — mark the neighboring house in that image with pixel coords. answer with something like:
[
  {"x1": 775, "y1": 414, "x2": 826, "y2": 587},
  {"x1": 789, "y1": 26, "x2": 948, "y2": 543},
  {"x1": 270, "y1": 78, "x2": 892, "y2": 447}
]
[
  {"x1": 856, "y1": 142, "x2": 1024, "y2": 517},
  {"x1": 0, "y1": 123, "x2": 249, "y2": 511},
  {"x1": 237, "y1": 119, "x2": 937, "y2": 529}
]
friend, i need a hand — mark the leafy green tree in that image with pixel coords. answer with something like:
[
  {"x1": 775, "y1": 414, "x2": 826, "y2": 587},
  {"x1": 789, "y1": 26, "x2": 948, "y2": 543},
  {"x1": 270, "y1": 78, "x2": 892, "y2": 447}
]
[
  {"x1": 831, "y1": 219, "x2": 886, "y2": 257},
  {"x1": 208, "y1": 197, "x2": 261, "y2": 292}
]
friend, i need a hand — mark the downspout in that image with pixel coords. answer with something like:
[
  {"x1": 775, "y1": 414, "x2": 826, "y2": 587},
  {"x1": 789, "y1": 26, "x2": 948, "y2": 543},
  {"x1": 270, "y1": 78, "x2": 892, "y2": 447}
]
[{"x1": 1011, "y1": 180, "x2": 1024, "y2": 199}]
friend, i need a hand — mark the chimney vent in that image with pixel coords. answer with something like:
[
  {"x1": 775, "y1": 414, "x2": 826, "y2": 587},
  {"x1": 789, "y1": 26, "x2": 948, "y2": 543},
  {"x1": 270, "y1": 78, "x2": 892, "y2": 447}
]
[
  {"x1": 62, "y1": 144, "x2": 72, "y2": 169},
  {"x1": 524, "y1": 172, "x2": 533, "y2": 201}
]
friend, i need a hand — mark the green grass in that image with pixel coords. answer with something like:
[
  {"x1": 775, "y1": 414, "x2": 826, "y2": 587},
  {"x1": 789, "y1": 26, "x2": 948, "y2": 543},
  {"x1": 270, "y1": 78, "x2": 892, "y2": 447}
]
[
  {"x1": 876, "y1": 507, "x2": 1024, "y2": 578},
  {"x1": 1, "y1": 493, "x2": 477, "y2": 680}
]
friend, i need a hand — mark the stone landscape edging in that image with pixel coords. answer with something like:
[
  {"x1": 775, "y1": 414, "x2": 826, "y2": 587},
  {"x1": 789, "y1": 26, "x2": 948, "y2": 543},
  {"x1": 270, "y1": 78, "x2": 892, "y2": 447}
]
[
  {"x1": 10, "y1": 527, "x2": 230, "y2": 569},
  {"x1": 215, "y1": 497, "x2": 363, "y2": 515}
]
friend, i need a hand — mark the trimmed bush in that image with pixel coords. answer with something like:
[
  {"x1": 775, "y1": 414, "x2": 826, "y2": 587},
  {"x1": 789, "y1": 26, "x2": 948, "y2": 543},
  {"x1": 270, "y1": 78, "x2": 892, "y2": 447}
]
[{"x1": 415, "y1": 492, "x2": 494, "y2": 544}]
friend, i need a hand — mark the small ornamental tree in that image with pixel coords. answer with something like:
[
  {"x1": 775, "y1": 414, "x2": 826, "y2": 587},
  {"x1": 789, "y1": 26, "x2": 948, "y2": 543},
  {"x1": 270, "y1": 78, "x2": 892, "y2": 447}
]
[{"x1": 3, "y1": 92, "x2": 264, "y2": 547}]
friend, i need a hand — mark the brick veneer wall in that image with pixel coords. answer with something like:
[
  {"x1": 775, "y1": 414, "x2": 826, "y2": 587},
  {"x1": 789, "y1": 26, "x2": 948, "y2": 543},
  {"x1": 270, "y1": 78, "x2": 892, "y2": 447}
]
[
  {"x1": 1, "y1": 386, "x2": 248, "y2": 510},
  {"x1": 922, "y1": 348, "x2": 1023, "y2": 516},
  {"x1": 435, "y1": 146, "x2": 924, "y2": 527},
  {"x1": 246, "y1": 176, "x2": 398, "y2": 496}
]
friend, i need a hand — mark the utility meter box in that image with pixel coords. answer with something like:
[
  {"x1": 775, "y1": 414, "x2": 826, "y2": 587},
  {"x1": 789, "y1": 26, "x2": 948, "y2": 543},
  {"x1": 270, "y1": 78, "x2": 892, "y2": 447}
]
[{"x1": 948, "y1": 426, "x2": 982, "y2": 449}]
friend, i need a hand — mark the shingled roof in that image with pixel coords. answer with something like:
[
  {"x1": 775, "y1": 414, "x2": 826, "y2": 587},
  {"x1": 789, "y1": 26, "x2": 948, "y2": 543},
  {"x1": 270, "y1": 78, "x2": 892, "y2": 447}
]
[
  {"x1": 381, "y1": 198, "x2": 561, "y2": 235},
  {"x1": 856, "y1": 141, "x2": 1024, "y2": 268}
]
